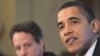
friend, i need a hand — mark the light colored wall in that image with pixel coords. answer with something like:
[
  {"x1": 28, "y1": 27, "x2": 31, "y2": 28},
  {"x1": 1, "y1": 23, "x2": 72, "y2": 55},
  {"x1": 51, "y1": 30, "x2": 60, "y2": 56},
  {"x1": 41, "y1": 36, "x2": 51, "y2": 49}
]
[{"x1": 0, "y1": 0, "x2": 16, "y2": 56}]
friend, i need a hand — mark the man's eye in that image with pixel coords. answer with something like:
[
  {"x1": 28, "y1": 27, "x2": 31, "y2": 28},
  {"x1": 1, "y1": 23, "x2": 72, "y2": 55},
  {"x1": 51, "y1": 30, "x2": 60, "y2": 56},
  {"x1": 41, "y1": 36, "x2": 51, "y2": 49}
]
[
  {"x1": 15, "y1": 46, "x2": 21, "y2": 50},
  {"x1": 58, "y1": 25, "x2": 64, "y2": 30},
  {"x1": 26, "y1": 43, "x2": 32, "y2": 47},
  {"x1": 72, "y1": 21, "x2": 79, "y2": 24}
]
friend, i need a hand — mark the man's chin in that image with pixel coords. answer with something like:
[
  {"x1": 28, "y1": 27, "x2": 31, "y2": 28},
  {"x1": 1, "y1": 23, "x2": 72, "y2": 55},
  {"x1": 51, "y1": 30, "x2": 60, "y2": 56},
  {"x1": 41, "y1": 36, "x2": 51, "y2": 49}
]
[{"x1": 68, "y1": 49, "x2": 78, "y2": 54}]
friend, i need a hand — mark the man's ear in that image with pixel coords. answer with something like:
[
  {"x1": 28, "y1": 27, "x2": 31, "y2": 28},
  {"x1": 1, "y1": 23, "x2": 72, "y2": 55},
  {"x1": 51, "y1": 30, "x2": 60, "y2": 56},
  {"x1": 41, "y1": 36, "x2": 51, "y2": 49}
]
[
  {"x1": 91, "y1": 19, "x2": 99, "y2": 33},
  {"x1": 39, "y1": 39, "x2": 44, "y2": 56},
  {"x1": 39, "y1": 39, "x2": 44, "y2": 49}
]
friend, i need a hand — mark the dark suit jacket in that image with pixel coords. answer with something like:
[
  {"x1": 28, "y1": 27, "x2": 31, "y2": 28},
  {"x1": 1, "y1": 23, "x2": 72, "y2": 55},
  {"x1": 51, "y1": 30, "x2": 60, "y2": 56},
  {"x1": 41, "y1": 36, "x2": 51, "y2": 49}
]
[
  {"x1": 43, "y1": 52, "x2": 56, "y2": 56},
  {"x1": 93, "y1": 38, "x2": 100, "y2": 56}
]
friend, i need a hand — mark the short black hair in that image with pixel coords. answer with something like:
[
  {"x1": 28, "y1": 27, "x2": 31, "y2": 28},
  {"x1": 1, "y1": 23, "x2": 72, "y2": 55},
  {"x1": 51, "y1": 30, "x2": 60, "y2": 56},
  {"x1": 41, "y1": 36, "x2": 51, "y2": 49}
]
[
  {"x1": 10, "y1": 21, "x2": 43, "y2": 43},
  {"x1": 58, "y1": 1, "x2": 95, "y2": 23}
]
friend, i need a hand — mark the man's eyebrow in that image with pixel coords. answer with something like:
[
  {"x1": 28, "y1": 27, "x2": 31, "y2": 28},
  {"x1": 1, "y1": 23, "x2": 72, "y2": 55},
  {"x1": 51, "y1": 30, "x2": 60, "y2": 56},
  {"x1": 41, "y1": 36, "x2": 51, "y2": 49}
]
[
  {"x1": 68, "y1": 17, "x2": 79, "y2": 20},
  {"x1": 57, "y1": 17, "x2": 79, "y2": 27},
  {"x1": 57, "y1": 22, "x2": 62, "y2": 27}
]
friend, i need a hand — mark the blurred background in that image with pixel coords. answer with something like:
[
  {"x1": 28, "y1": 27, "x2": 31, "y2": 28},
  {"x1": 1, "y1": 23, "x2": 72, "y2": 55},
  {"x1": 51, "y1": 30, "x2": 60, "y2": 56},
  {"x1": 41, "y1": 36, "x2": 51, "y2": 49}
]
[{"x1": 0, "y1": 0, "x2": 100, "y2": 56}]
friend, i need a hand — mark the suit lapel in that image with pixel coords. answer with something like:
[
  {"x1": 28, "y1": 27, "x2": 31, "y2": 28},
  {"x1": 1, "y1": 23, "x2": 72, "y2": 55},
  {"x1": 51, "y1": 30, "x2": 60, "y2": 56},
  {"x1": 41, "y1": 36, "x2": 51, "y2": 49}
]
[{"x1": 93, "y1": 38, "x2": 100, "y2": 56}]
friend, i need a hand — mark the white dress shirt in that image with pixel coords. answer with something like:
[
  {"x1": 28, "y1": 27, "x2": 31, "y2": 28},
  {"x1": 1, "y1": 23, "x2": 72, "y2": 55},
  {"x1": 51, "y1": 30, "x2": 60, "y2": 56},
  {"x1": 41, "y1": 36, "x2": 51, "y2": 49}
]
[{"x1": 84, "y1": 40, "x2": 97, "y2": 56}]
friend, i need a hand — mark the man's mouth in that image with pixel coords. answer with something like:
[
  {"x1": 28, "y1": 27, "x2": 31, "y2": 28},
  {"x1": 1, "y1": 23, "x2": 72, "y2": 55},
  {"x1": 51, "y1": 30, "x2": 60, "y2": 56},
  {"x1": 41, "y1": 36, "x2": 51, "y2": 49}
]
[{"x1": 66, "y1": 37, "x2": 77, "y2": 45}]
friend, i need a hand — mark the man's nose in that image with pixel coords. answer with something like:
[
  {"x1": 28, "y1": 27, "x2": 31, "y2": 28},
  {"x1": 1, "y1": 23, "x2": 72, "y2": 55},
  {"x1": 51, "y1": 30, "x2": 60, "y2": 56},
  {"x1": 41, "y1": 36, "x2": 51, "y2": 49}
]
[
  {"x1": 21, "y1": 47, "x2": 27, "y2": 56},
  {"x1": 63, "y1": 26, "x2": 73, "y2": 36}
]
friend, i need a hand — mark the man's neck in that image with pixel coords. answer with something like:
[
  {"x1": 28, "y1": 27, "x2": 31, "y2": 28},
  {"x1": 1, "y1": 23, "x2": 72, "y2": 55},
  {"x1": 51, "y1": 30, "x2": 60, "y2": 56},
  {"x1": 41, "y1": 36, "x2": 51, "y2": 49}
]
[
  {"x1": 75, "y1": 36, "x2": 98, "y2": 56},
  {"x1": 75, "y1": 54, "x2": 84, "y2": 56}
]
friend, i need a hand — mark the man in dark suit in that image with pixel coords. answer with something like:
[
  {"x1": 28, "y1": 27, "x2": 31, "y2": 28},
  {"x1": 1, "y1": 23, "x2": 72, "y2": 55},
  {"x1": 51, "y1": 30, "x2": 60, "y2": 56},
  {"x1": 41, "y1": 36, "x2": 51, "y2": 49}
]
[{"x1": 56, "y1": 1, "x2": 100, "y2": 56}]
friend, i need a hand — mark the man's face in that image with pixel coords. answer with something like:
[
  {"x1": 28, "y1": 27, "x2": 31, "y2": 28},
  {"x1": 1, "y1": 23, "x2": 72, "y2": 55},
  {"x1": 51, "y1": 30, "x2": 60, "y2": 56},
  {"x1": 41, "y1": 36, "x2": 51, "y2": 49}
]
[
  {"x1": 12, "y1": 31, "x2": 44, "y2": 56},
  {"x1": 57, "y1": 6, "x2": 95, "y2": 53}
]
